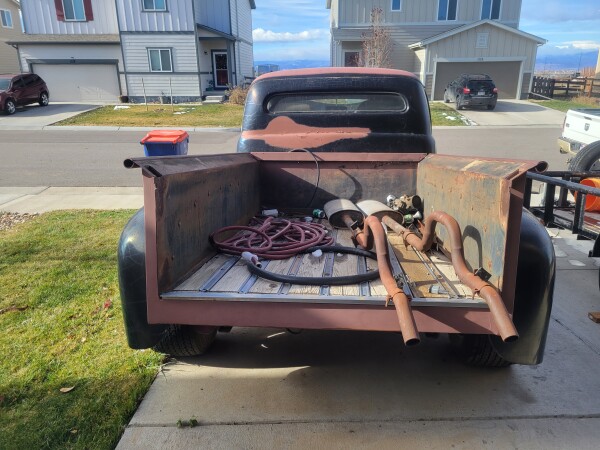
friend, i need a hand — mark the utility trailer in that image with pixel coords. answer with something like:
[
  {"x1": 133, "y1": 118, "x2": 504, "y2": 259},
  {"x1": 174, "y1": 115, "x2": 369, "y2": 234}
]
[{"x1": 524, "y1": 170, "x2": 600, "y2": 300}]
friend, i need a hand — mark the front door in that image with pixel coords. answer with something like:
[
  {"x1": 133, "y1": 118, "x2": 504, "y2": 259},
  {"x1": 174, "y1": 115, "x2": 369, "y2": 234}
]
[{"x1": 212, "y1": 51, "x2": 229, "y2": 89}]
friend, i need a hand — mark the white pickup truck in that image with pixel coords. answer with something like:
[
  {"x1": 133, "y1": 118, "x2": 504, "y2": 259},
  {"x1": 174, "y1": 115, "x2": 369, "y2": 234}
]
[{"x1": 558, "y1": 108, "x2": 600, "y2": 171}]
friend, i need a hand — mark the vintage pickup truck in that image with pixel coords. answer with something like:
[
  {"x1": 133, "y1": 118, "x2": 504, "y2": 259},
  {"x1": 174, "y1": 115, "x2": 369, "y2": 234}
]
[{"x1": 118, "y1": 68, "x2": 555, "y2": 367}]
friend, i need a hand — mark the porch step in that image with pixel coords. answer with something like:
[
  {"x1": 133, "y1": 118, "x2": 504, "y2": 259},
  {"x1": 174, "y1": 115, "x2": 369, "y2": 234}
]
[{"x1": 203, "y1": 94, "x2": 226, "y2": 104}]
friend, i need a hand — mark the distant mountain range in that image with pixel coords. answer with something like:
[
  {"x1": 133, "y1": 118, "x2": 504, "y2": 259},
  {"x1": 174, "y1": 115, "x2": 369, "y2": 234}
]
[
  {"x1": 256, "y1": 52, "x2": 599, "y2": 73},
  {"x1": 535, "y1": 50, "x2": 598, "y2": 72},
  {"x1": 255, "y1": 60, "x2": 330, "y2": 70}
]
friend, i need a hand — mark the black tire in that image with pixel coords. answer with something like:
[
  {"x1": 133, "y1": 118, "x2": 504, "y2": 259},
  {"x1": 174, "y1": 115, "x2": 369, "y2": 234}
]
[
  {"x1": 455, "y1": 97, "x2": 462, "y2": 110},
  {"x1": 443, "y1": 90, "x2": 450, "y2": 103},
  {"x1": 4, "y1": 99, "x2": 16, "y2": 115},
  {"x1": 153, "y1": 325, "x2": 217, "y2": 357},
  {"x1": 486, "y1": 104, "x2": 495, "y2": 111},
  {"x1": 568, "y1": 140, "x2": 600, "y2": 173},
  {"x1": 450, "y1": 334, "x2": 512, "y2": 368},
  {"x1": 39, "y1": 92, "x2": 49, "y2": 107}
]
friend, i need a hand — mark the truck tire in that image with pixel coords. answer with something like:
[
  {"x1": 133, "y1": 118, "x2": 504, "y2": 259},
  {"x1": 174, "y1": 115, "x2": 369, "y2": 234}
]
[
  {"x1": 450, "y1": 334, "x2": 512, "y2": 368},
  {"x1": 153, "y1": 325, "x2": 217, "y2": 357},
  {"x1": 568, "y1": 140, "x2": 600, "y2": 172}
]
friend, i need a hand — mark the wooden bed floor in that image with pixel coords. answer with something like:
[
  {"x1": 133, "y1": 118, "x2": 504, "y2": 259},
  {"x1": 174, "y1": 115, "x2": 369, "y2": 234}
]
[{"x1": 164, "y1": 221, "x2": 483, "y2": 307}]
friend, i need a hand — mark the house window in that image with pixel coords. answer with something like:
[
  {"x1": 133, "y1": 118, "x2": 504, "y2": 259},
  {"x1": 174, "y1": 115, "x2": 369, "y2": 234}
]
[
  {"x1": 438, "y1": 0, "x2": 457, "y2": 21},
  {"x1": 62, "y1": 0, "x2": 86, "y2": 21},
  {"x1": 344, "y1": 51, "x2": 360, "y2": 67},
  {"x1": 148, "y1": 48, "x2": 173, "y2": 72},
  {"x1": 481, "y1": 0, "x2": 501, "y2": 20},
  {"x1": 391, "y1": 0, "x2": 402, "y2": 11},
  {"x1": 0, "y1": 9, "x2": 13, "y2": 28},
  {"x1": 143, "y1": 0, "x2": 167, "y2": 11}
]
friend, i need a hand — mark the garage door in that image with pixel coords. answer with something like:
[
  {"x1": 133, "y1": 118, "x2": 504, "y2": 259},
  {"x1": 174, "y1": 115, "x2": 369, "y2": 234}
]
[
  {"x1": 33, "y1": 64, "x2": 120, "y2": 102},
  {"x1": 433, "y1": 61, "x2": 521, "y2": 101}
]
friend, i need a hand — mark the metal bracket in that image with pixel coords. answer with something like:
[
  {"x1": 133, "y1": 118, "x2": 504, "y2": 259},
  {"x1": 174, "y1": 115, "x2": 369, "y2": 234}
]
[{"x1": 474, "y1": 267, "x2": 492, "y2": 282}]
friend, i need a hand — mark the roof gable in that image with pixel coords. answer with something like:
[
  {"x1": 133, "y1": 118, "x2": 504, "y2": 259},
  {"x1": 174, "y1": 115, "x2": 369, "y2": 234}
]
[{"x1": 409, "y1": 20, "x2": 546, "y2": 49}]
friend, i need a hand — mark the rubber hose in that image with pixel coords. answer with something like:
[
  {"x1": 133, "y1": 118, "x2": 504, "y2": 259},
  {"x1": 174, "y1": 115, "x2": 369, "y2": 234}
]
[{"x1": 243, "y1": 245, "x2": 380, "y2": 286}]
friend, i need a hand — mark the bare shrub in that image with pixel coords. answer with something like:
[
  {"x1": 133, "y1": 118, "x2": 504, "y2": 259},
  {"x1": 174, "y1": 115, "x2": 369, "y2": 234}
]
[
  {"x1": 361, "y1": 8, "x2": 393, "y2": 68},
  {"x1": 226, "y1": 85, "x2": 249, "y2": 105}
]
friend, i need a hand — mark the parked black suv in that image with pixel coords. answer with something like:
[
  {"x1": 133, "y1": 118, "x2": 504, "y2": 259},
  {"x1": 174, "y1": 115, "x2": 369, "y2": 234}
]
[
  {"x1": 0, "y1": 74, "x2": 49, "y2": 115},
  {"x1": 444, "y1": 74, "x2": 498, "y2": 111}
]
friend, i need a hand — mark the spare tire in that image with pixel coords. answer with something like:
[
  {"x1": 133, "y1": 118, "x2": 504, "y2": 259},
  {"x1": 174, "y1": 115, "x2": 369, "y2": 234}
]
[{"x1": 568, "y1": 140, "x2": 600, "y2": 173}]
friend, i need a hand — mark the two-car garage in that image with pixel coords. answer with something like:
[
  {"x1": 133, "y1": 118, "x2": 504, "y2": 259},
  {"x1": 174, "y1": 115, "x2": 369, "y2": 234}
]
[{"x1": 32, "y1": 63, "x2": 120, "y2": 103}]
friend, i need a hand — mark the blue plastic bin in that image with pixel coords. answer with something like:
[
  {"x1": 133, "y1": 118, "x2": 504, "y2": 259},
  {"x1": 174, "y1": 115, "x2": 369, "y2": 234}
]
[{"x1": 140, "y1": 130, "x2": 189, "y2": 156}]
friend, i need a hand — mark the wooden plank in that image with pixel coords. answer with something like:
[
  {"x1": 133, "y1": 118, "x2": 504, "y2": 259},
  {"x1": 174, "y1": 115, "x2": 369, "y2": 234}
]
[
  {"x1": 367, "y1": 253, "x2": 387, "y2": 296},
  {"x1": 248, "y1": 258, "x2": 296, "y2": 294},
  {"x1": 175, "y1": 254, "x2": 232, "y2": 291},
  {"x1": 428, "y1": 250, "x2": 470, "y2": 298},
  {"x1": 288, "y1": 253, "x2": 328, "y2": 295},
  {"x1": 211, "y1": 260, "x2": 253, "y2": 293},
  {"x1": 330, "y1": 229, "x2": 360, "y2": 296}
]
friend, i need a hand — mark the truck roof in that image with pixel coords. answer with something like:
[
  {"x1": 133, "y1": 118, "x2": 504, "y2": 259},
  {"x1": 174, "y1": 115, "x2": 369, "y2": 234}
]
[{"x1": 256, "y1": 67, "x2": 418, "y2": 81}]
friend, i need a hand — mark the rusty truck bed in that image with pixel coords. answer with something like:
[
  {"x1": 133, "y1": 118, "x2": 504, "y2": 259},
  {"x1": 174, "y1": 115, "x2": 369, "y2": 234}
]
[{"x1": 163, "y1": 219, "x2": 479, "y2": 308}]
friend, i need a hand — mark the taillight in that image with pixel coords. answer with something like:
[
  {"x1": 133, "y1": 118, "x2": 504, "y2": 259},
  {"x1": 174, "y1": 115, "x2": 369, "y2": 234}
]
[
  {"x1": 462, "y1": 87, "x2": 471, "y2": 94},
  {"x1": 493, "y1": 87, "x2": 498, "y2": 94}
]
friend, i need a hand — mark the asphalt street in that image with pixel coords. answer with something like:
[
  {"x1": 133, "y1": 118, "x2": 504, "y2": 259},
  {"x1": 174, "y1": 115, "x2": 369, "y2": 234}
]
[{"x1": 0, "y1": 126, "x2": 567, "y2": 187}]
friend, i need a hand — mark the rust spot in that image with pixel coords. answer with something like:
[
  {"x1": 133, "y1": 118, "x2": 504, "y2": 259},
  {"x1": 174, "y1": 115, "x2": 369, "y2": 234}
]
[{"x1": 242, "y1": 116, "x2": 370, "y2": 150}]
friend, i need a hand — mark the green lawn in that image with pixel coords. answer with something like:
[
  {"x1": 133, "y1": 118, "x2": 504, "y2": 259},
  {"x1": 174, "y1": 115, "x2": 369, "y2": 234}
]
[
  {"x1": 0, "y1": 211, "x2": 164, "y2": 450},
  {"x1": 530, "y1": 98, "x2": 600, "y2": 113},
  {"x1": 54, "y1": 102, "x2": 466, "y2": 128},
  {"x1": 54, "y1": 104, "x2": 244, "y2": 128},
  {"x1": 429, "y1": 102, "x2": 469, "y2": 126}
]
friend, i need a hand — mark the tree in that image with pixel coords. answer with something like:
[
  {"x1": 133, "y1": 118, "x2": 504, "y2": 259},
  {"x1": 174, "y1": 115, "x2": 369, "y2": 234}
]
[{"x1": 361, "y1": 8, "x2": 393, "y2": 68}]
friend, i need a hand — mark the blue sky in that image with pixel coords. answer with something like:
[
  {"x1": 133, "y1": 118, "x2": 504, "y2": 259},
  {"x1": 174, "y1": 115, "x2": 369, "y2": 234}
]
[{"x1": 252, "y1": 0, "x2": 600, "y2": 62}]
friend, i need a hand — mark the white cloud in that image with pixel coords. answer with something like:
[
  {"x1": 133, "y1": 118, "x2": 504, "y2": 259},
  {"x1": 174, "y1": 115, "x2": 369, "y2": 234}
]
[
  {"x1": 569, "y1": 40, "x2": 600, "y2": 50},
  {"x1": 253, "y1": 28, "x2": 329, "y2": 42}
]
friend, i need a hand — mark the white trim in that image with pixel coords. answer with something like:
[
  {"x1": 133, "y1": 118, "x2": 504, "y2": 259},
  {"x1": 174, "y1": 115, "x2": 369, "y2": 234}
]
[
  {"x1": 391, "y1": 0, "x2": 402, "y2": 12},
  {"x1": 437, "y1": 0, "x2": 459, "y2": 22},
  {"x1": 343, "y1": 49, "x2": 361, "y2": 67},
  {"x1": 0, "y1": 9, "x2": 13, "y2": 28},
  {"x1": 516, "y1": 60, "x2": 524, "y2": 99},
  {"x1": 147, "y1": 48, "x2": 173, "y2": 72},
  {"x1": 480, "y1": 0, "x2": 502, "y2": 21},
  {"x1": 435, "y1": 56, "x2": 526, "y2": 63},
  {"x1": 141, "y1": 0, "x2": 168, "y2": 12},
  {"x1": 62, "y1": 0, "x2": 87, "y2": 22},
  {"x1": 408, "y1": 19, "x2": 546, "y2": 48},
  {"x1": 432, "y1": 58, "x2": 524, "y2": 100}
]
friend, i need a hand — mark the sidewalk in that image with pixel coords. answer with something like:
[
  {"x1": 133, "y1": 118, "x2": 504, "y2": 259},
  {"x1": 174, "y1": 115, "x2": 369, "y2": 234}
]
[{"x1": 0, "y1": 187, "x2": 143, "y2": 214}]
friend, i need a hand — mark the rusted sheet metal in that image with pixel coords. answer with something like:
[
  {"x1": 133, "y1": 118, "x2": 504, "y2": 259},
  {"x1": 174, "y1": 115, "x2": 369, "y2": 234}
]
[
  {"x1": 242, "y1": 116, "x2": 370, "y2": 150},
  {"x1": 124, "y1": 153, "x2": 256, "y2": 177},
  {"x1": 254, "y1": 152, "x2": 426, "y2": 209},
  {"x1": 145, "y1": 155, "x2": 260, "y2": 294},
  {"x1": 416, "y1": 154, "x2": 546, "y2": 312}
]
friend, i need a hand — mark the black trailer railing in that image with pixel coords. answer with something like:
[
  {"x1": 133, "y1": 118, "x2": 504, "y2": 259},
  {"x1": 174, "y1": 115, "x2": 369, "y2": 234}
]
[{"x1": 525, "y1": 171, "x2": 600, "y2": 257}]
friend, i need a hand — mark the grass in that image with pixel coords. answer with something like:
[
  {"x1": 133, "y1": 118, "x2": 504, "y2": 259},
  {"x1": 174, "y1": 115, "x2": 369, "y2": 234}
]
[
  {"x1": 429, "y1": 102, "x2": 468, "y2": 126},
  {"x1": 0, "y1": 211, "x2": 164, "y2": 450},
  {"x1": 54, "y1": 103, "x2": 244, "y2": 128},
  {"x1": 530, "y1": 96, "x2": 600, "y2": 113},
  {"x1": 54, "y1": 101, "x2": 464, "y2": 128}
]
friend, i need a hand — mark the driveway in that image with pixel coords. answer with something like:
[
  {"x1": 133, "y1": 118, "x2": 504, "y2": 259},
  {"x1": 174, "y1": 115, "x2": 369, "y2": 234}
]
[
  {"x1": 0, "y1": 103, "x2": 100, "y2": 128},
  {"x1": 449, "y1": 100, "x2": 566, "y2": 127}
]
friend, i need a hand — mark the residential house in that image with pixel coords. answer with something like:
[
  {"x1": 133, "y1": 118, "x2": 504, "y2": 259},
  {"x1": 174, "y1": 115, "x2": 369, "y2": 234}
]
[
  {"x1": 327, "y1": 0, "x2": 546, "y2": 100},
  {"x1": 9, "y1": 0, "x2": 255, "y2": 102},
  {"x1": 0, "y1": 0, "x2": 23, "y2": 74}
]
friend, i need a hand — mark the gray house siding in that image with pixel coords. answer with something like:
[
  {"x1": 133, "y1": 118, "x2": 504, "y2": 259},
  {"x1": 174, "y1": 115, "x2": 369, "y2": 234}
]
[
  {"x1": 116, "y1": 0, "x2": 195, "y2": 32},
  {"x1": 21, "y1": 0, "x2": 118, "y2": 34},
  {"x1": 121, "y1": 33, "x2": 200, "y2": 102},
  {"x1": 196, "y1": 0, "x2": 231, "y2": 34},
  {"x1": 0, "y1": 0, "x2": 23, "y2": 73}
]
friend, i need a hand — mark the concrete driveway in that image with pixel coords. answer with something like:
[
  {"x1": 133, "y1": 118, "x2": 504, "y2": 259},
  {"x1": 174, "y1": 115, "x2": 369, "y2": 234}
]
[
  {"x1": 0, "y1": 103, "x2": 100, "y2": 128},
  {"x1": 450, "y1": 100, "x2": 566, "y2": 127},
  {"x1": 117, "y1": 232, "x2": 600, "y2": 449}
]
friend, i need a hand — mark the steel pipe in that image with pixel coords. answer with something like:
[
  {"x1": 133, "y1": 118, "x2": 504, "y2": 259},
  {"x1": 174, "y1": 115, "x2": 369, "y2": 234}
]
[
  {"x1": 352, "y1": 216, "x2": 420, "y2": 346},
  {"x1": 382, "y1": 212, "x2": 519, "y2": 343}
]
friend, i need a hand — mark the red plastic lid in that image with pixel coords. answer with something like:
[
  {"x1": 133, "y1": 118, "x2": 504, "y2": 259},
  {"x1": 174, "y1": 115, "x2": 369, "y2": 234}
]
[{"x1": 140, "y1": 130, "x2": 189, "y2": 144}]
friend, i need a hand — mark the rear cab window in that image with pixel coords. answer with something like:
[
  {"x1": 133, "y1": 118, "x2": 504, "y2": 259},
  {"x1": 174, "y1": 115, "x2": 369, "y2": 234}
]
[{"x1": 266, "y1": 93, "x2": 409, "y2": 114}]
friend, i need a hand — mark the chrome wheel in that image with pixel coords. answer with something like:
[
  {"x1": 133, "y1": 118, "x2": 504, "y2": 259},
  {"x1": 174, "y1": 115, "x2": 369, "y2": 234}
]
[
  {"x1": 5, "y1": 100, "x2": 16, "y2": 115},
  {"x1": 39, "y1": 92, "x2": 49, "y2": 106}
]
